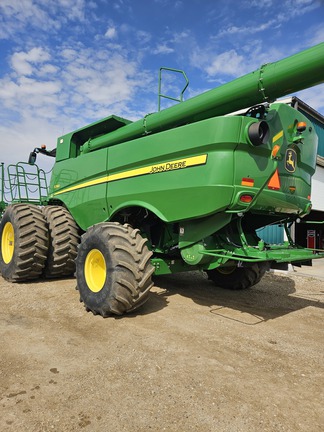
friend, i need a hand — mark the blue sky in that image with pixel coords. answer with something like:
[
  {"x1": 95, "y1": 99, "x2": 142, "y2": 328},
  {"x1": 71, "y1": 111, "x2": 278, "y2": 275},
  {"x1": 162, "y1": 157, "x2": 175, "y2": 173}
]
[{"x1": 0, "y1": 0, "x2": 323, "y2": 169}]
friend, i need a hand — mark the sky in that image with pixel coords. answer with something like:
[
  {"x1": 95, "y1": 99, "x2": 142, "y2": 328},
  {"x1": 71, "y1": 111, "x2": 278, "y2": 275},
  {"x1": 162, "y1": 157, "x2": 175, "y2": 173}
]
[{"x1": 0, "y1": 0, "x2": 323, "y2": 171}]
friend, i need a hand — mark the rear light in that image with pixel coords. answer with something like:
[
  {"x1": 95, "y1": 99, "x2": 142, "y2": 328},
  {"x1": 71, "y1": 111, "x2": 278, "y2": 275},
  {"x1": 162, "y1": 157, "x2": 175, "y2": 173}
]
[
  {"x1": 241, "y1": 178, "x2": 254, "y2": 187},
  {"x1": 271, "y1": 144, "x2": 280, "y2": 158},
  {"x1": 240, "y1": 194, "x2": 253, "y2": 203},
  {"x1": 297, "y1": 121, "x2": 306, "y2": 132}
]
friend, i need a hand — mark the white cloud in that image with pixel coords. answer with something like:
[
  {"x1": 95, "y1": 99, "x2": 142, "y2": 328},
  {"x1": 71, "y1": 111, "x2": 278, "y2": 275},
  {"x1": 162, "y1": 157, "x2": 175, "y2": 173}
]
[
  {"x1": 0, "y1": 0, "x2": 59, "y2": 37},
  {"x1": 245, "y1": 0, "x2": 274, "y2": 7},
  {"x1": 38, "y1": 64, "x2": 59, "y2": 76},
  {"x1": 152, "y1": 30, "x2": 192, "y2": 57},
  {"x1": 153, "y1": 44, "x2": 174, "y2": 55},
  {"x1": 206, "y1": 50, "x2": 244, "y2": 77},
  {"x1": 11, "y1": 47, "x2": 51, "y2": 76},
  {"x1": 192, "y1": 37, "x2": 292, "y2": 82},
  {"x1": 216, "y1": 0, "x2": 322, "y2": 39},
  {"x1": 218, "y1": 19, "x2": 279, "y2": 37},
  {"x1": 1, "y1": 44, "x2": 150, "y2": 120},
  {"x1": 283, "y1": 0, "x2": 320, "y2": 15},
  {"x1": 0, "y1": 114, "x2": 62, "y2": 170},
  {"x1": 0, "y1": 0, "x2": 88, "y2": 39},
  {"x1": 136, "y1": 30, "x2": 151, "y2": 45},
  {"x1": 62, "y1": 50, "x2": 153, "y2": 114},
  {"x1": 0, "y1": 40, "x2": 156, "y2": 167},
  {"x1": 310, "y1": 26, "x2": 324, "y2": 45},
  {"x1": 0, "y1": 75, "x2": 62, "y2": 120},
  {"x1": 57, "y1": 0, "x2": 87, "y2": 21},
  {"x1": 61, "y1": 49, "x2": 79, "y2": 61},
  {"x1": 105, "y1": 26, "x2": 117, "y2": 39}
]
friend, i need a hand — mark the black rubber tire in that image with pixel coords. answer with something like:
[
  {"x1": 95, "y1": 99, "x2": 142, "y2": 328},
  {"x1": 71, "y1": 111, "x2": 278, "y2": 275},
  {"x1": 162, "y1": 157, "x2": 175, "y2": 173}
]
[
  {"x1": 206, "y1": 262, "x2": 269, "y2": 290},
  {"x1": 76, "y1": 222, "x2": 154, "y2": 317},
  {"x1": 42, "y1": 206, "x2": 79, "y2": 278},
  {"x1": 0, "y1": 204, "x2": 48, "y2": 282}
]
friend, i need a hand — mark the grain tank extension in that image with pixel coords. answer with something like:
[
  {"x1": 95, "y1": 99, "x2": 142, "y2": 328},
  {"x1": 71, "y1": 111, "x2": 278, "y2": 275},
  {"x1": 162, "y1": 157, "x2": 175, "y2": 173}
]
[{"x1": 1, "y1": 43, "x2": 324, "y2": 317}]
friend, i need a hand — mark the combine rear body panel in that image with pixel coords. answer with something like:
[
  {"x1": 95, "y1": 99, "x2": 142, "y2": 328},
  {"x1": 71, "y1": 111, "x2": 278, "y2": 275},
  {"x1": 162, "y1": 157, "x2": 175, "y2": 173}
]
[
  {"x1": 1, "y1": 43, "x2": 324, "y2": 317},
  {"x1": 50, "y1": 103, "x2": 316, "y2": 225}
]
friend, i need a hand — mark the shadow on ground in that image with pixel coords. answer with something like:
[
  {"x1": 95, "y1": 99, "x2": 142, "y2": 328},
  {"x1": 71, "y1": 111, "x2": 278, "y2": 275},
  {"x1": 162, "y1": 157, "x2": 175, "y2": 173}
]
[{"x1": 134, "y1": 271, "x2": 324, "y2": 323}]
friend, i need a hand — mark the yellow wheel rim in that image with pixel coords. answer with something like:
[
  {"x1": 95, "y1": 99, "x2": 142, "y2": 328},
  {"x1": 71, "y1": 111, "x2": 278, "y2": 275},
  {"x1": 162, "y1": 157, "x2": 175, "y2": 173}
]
[
  {"x1": 84, "y1": 249, "x2": 106, "y2": 293},
  {"x1": 1, "y1": 222, "x2": 15, "y2": 264}
]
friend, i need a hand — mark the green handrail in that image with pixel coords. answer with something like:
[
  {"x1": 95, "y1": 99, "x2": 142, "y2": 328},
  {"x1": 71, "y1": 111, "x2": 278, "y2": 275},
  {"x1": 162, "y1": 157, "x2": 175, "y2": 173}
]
[
  {"x1": 0, "y1": 162, "x2": 6, "y2": 214},
  {"x1": 158, "y1": 67, "x2": 189, "y2": 112},
  {"x1": 7, "y1": 162, "x2": 48, "y2": 205}
]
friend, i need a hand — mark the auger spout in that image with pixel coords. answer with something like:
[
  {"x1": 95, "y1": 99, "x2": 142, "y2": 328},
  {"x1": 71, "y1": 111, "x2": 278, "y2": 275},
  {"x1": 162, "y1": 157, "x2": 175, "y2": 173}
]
[{"x1": 81, "y1": 42, "x2": 324, "y2": 154}]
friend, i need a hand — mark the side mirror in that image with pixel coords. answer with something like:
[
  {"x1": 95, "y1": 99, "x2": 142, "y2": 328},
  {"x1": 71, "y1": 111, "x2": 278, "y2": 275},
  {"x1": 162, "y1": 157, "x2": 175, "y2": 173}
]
[{"x1": 28, "y1": 151, "x2": 37, "y2": 165}]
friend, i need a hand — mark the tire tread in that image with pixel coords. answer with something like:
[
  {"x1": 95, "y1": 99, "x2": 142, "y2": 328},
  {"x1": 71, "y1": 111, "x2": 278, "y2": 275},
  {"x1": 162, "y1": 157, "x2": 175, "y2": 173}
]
[
  {"x1": 77, "y1": 222, "x2": 154, "y2": 316},
  {"x1": 0, "y1": 204, "x2": 48, "y2": 282},
  {"x1": 42, "y1": 206, "x2": 79, "y2": 278}
]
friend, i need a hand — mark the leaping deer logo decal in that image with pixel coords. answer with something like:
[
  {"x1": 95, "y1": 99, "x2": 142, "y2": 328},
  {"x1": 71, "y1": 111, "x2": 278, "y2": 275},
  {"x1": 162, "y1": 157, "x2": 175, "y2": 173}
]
[{"x1": 285, "y1": 149, "x2": 297, "y2": 173}]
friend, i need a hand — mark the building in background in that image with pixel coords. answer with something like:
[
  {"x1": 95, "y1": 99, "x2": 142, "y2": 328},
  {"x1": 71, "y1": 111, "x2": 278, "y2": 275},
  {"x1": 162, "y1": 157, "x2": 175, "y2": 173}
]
[{"x1": 290, "y1": 97, "x2": 324, "y2": 251}]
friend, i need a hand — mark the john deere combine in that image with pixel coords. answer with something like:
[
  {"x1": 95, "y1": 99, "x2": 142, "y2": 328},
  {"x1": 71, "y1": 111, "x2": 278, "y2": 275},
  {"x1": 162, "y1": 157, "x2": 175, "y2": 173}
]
[{"x1": 1, "y1": 43, "x2": 324, "y2": 317}]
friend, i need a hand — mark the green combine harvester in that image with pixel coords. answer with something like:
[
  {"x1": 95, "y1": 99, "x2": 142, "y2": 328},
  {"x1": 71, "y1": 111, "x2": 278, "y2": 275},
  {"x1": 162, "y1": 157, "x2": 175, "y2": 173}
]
[{"x1": 1, "y1": 43, "x2": 324, "y2": 317}]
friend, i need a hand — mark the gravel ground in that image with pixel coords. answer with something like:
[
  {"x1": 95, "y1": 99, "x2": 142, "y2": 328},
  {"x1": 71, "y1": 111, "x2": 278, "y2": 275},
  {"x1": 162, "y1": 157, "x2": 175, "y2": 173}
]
[{"x1": 0, "y1": 270, "x2": 323, "y2": 432}]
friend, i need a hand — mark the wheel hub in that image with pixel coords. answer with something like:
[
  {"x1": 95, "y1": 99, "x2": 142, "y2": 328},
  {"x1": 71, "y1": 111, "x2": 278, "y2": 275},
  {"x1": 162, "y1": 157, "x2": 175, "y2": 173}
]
[
  {"x1": 216, "y1": 266, "x2": 236, "y2": 275},
  {"x1": 84, "y1": 249, "x2": 106, "y2": 293},
  {"x1": 1, "y1": 222, "x2": 15, "y2": 264}
]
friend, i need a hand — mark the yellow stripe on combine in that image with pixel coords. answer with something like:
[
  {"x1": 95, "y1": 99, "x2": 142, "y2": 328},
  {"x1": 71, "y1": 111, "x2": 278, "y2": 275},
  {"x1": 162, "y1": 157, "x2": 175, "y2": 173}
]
[
  {"x1": 272, "y1": 130, "x2": 283, "y2": 143},
  {"x1": 53, "y1": 154, "x2": 208, "y2": 196}
]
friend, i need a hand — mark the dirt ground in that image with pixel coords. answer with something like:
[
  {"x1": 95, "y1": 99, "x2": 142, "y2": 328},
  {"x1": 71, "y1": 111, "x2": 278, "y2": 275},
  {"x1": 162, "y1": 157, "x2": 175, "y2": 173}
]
[{"x1": 0, "y1": 270, "x2": 323, "y2": 432}]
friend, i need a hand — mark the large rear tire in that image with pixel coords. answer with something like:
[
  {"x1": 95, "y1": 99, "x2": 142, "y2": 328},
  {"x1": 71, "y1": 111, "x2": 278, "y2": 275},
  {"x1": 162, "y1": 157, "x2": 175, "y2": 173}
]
[
  {"x1": 206, "y1": 262, "x2": 269, "y2": 290},
  {"x1": 42, "y1": 206, "x2": 79, "y2": 278},
  {"x1": 0, "y1": 204, "x2": 48, "y2": 282},
  {"x1": 76, "y1": 222, "x2": 154, "y2": 317}
]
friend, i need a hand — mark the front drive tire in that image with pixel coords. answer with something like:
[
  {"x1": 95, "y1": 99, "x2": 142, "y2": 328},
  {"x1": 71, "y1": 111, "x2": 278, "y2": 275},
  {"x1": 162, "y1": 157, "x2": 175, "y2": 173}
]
[
  {"x1": 0, "y1": 204, "x2": 48, "y2": 282},
  {"x1": 76, "y1": 222, "x2": 154, "y2": 317},
  {"x1": 206, "y1": 262, "x2": 269, "y2": 290}
]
